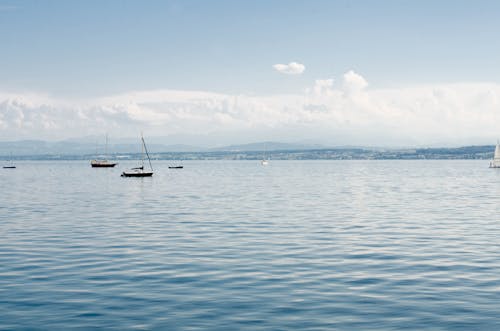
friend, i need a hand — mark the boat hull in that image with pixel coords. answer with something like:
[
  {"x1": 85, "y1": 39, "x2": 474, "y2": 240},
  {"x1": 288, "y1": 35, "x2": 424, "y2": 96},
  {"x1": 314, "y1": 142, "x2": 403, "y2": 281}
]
[
  {"x1": 91, "y1": 160, "x2": 117, "y2": 167},
  {"x1": 3, "y1": 166, "x2": 16, "y2": 169},
  {"x1": 169, "y1": 166, "x2": 183, "y2": 169},
  {"x1": 91, "y1": 163, "x2": 117, "y2": 168},
  {"x1": 121, "y1": 171, "x2": 153, "y2": 177}
]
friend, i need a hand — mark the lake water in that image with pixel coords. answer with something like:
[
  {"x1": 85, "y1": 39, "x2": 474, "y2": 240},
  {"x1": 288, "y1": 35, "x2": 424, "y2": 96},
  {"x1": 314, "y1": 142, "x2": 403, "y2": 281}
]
[{"x1": 1, "y1": 160, "x2": 500, "y2": 330}]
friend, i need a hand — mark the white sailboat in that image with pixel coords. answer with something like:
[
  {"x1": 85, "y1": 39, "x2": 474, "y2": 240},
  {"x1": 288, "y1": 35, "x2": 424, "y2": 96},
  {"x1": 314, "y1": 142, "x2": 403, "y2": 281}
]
[
  {"x1": 489, "y1": 140, "x2": 500, "y2": 168},
  {"x1": 91, "y1": 134, "x2": 117, "y2": 167},
  {"x1": 121, "y1": 134, "x2": 153, "y2": 177},
  {"x1": 261, "y1": 143, "x2": 269, "y2": 166}
]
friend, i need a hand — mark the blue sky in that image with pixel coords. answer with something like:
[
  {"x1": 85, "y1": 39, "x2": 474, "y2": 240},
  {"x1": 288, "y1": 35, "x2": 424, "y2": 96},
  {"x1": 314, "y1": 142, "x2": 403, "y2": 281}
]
[
  {"x1": 2, "y1": 0, "x2": 500, "y2": 96},
  {"x1": 2, "y1": 1, "x2": 500, "y2": 145}
]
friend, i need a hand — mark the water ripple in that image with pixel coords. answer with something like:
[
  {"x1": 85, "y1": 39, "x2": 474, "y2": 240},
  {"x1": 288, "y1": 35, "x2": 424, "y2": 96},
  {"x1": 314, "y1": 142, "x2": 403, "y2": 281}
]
[{"x1": 1, "y1": 160, "x2": 500, "y2": 329}]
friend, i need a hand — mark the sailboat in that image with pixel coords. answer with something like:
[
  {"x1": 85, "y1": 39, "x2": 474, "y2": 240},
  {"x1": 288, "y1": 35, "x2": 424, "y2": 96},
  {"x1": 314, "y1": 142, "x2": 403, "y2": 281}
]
[
  {"x1": 489, "y1": 140, "x2": 500, "y2": 168},
  {"x1": 3, "y1": 153, "x2": 16, "y2": 169},
  {"x1": 261, "y1": 143, "x2": 269, "y2": 165},
  {"x1": 121, "y1": 134, "x2": 153, "y2": 177},
  {"x1": 169, "y1": 157, "x2": 183, "y2": 169},
  {"x1": 91, "y1": 135, "x2": 117, "y2": 167}
]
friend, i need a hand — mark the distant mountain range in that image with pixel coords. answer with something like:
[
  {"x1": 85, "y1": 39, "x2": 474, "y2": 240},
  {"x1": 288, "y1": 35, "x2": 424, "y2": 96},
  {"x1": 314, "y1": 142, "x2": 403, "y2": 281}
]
[
  {"x1": 0, "y1": 138, "x2": 495, "y2": 160},
  {"x1": 208, "y1": 141, "x2": 326, "y2": 152},
  {"x1": 0, "y1": 139, "x2": 329, "y2": 156}
]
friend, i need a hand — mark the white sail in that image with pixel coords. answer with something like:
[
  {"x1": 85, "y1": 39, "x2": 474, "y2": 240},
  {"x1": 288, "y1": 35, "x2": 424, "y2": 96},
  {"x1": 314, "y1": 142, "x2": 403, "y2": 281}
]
[
  {"x1": 490, "y1": 141, "x2": 500, "y2": 168},
  {"x1": 495, "y1": 142, "x2": 500, "y2": 160},
  {"x1": 261, "y1": 143, "x2": 269, "y2": 165}
]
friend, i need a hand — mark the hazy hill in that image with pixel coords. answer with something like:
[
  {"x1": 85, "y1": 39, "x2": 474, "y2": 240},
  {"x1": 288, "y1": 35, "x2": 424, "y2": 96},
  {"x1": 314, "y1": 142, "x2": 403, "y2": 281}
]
[
  {"x1": 0, "y1": 138, "x2": 495, "y2": 160},
  {"x1": 0, "y1": 140, "x2": 204, "y2": 155},
  {"x1": 0, "y1": 139, "x2": 326, "y2": 155},
  {"x1": 210, "y1": 141, "x2": 326, "y2": 152}
]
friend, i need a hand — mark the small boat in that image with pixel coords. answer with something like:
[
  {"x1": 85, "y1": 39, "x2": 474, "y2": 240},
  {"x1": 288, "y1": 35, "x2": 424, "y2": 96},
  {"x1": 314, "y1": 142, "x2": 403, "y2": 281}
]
[
  {"x1": 121, "y1": 134, "x2": 154, "y2": 177},
  {"x1": 91, "y1": 135, "x2": 117, "y2": 167},
  {"x1": 3, "y1": 153, "x2": 16, "y2": 169},
  {"x1": 261, "y1": 143, "x2": 269, "y2": 165},
  {"x1": 490, "y1": 140, "x2": 500, "y2": 168},
  {"x1": 169, "y1": 166, "x2": 183, "y2": 169},
  {"x1": 121, "y1": 166, "x2": 153, "y2": 177},
  {"x1": 91, "y1": 159, "x2": 117, "y2": 167}
]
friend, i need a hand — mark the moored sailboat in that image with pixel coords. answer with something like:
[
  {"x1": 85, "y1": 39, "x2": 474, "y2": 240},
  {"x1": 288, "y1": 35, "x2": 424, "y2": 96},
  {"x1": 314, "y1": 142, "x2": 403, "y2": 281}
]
[
  {"x1": 3, "y1": 152, "x2": 16, "y2": 169},
  {"x1": 489, "y1": 140, "x2": 500, "y2": 168},
  {"x1": 261, "y1": 143, "x2": 269, "y2": 165},
  {"x1": 169, "y1": 158, "x2": 184, "y2": 169},
  {"x1": 121, "y1": 134, "x2": 153, "y2": 177},
  {"x1": 91, "y1": 159, "x2": 117, "y2": 167},
  {"x1": 91, "y1": 135, "x2": 117, "y2": 168}
]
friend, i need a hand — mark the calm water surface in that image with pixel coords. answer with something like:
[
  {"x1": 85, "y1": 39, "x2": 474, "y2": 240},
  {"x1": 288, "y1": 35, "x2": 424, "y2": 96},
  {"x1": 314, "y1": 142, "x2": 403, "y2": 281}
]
[{"x1": 1, "y1": 160, "x2": 500, "y2": 330}]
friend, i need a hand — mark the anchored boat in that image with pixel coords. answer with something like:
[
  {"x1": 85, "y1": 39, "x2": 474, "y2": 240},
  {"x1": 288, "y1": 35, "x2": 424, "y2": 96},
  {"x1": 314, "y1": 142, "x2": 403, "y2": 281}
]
[
  {"x1": 490, "y1": 141, "x2": 500, "y2": 168},
  {"x1": 3, "y1": 153, "x2": 16, "y2": 169},
  {"x1": 121, "y1": 134, "x2": 153, "y2": 177},
  {"x1": 91, "y1": 135, "x2": 117, "y2": 168},
  {"x1": 91, "y1": 159, "x2": 117, "y2": 167}
]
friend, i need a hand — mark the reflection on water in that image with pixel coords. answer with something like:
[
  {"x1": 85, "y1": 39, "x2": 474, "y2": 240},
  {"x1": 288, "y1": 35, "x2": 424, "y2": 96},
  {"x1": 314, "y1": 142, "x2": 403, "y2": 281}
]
[{"x1": 1, "y1": 160, "x2": 500, "y2": 329}]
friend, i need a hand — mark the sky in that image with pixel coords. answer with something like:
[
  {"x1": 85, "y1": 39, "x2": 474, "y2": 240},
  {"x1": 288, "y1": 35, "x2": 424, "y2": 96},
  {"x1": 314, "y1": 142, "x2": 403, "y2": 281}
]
[{"x1": 2, "y1": 0, "x2": 500, "y2": 146}]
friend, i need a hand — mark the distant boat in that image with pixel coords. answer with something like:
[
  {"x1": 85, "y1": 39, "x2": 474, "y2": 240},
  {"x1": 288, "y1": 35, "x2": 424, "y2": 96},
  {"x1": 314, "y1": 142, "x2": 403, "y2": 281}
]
[
  {"x1": 91, "y1": 135, "x2": 117, "y2": 168},
  {"x1": 121, "y1": 134, "x2": 153, "y2": 177},
  {"x1": 490, "y1": 140, "x2": 500, "y2": 168},
  {"x1": 91, "y1": 159, "x2": 117, "y2": 167},
  {"x1": 3, "y1": 153, "x2": 16, "y2": 169},
  {"x1": 169, "y1": 156, "x2": 184, "y2": 169},
  {"x1": 261, "y1": 144, "x2": 269, "y2": 165}
]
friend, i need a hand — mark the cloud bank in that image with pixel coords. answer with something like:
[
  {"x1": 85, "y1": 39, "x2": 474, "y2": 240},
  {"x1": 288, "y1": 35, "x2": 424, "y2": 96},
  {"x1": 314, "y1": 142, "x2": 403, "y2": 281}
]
[
  {"x1": 2, "y1": 70, "x2": 500, "y2": 146},
  {"x1": 273, "y1": 62, "x2": 306, "y2": 75}
]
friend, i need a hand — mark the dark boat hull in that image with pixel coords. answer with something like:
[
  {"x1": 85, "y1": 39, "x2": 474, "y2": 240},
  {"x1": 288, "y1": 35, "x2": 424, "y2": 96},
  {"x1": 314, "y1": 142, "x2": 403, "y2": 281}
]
[
  {"x1": 121, "y1": 171, "x2": 153, "y2": 177},
  {"x1": 169, "y1": 166, "x2": 183, "y2": 169},
  {"x1": 3, "y1": 166, "x2": 16, "y2": 169},
  {"x1": 91, "y1": 163, "x2": 117, "y2": 168}
]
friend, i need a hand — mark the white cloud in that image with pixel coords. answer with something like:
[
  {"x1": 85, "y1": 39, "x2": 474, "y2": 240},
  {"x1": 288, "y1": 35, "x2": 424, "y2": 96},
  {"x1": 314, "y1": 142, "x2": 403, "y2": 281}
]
[
  {"x1": 2, "y1": 71, "x2": 500, "y2": 146},
  {"x1": 343, "y1": 70, "x2": 368, "y2": 93},
  {"x1": 309, "y1": 79, "x2": 335, "y2": 97},
  {"x1": 273, "y1": 62, "x2": 305, "y2": 75}
]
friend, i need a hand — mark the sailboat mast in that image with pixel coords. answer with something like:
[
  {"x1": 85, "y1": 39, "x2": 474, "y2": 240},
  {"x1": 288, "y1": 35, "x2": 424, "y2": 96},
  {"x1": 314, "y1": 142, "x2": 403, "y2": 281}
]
[
  {"x1": 105, "y1": 134, "x2": 108, "y2": 159},
  {"x1": 142, "y1": 136, "x2": 154, "y2": 171},
  {"x1": 141, "y1": 134, "x2": 144, "y2": 168}
]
